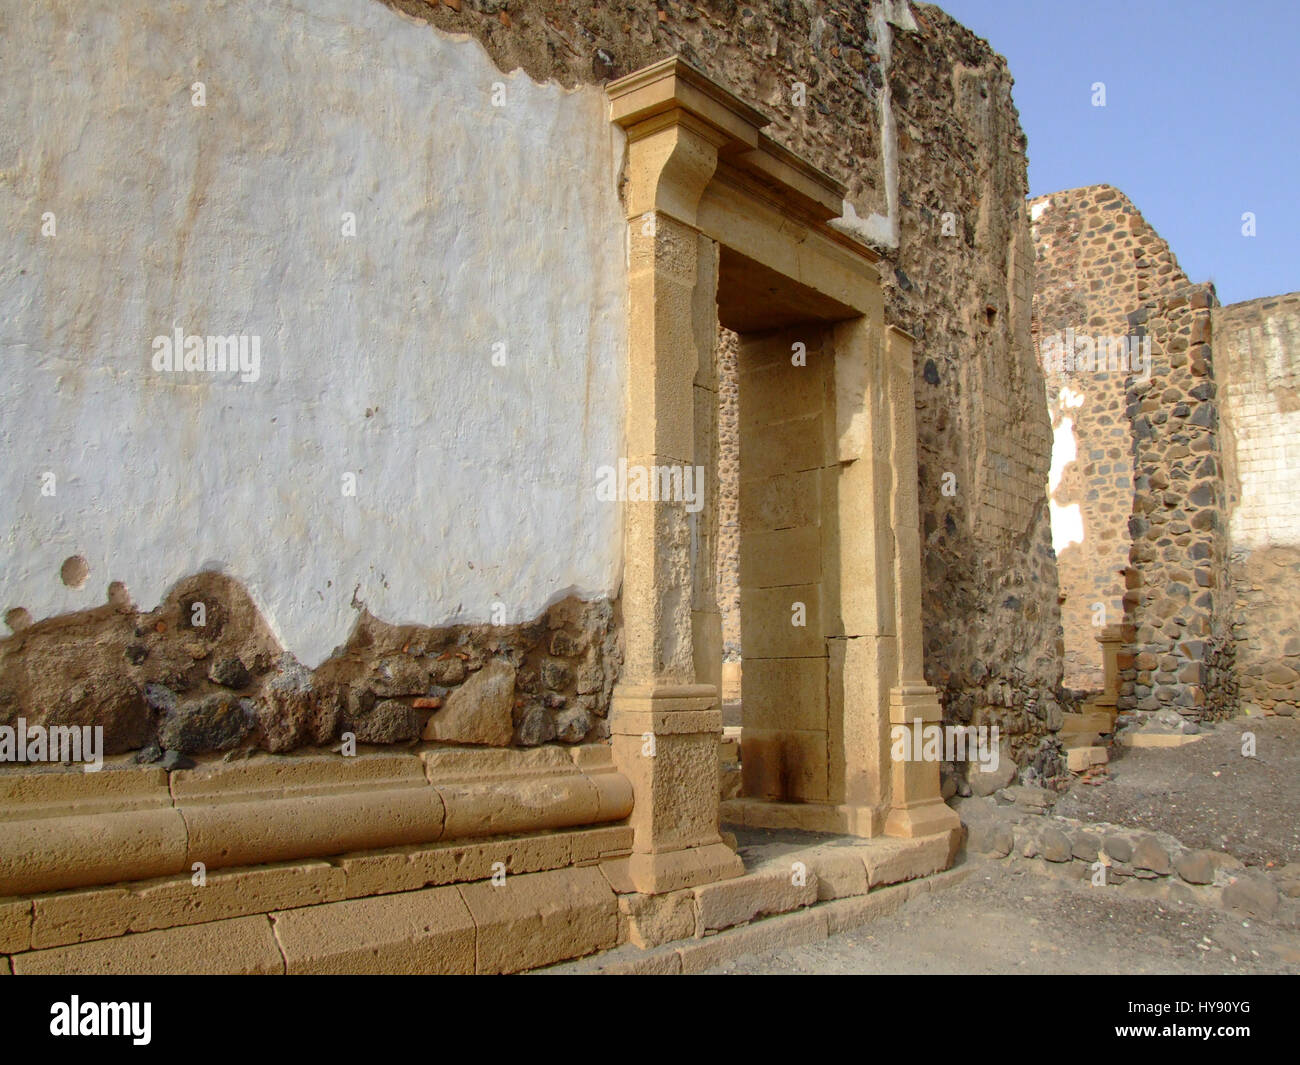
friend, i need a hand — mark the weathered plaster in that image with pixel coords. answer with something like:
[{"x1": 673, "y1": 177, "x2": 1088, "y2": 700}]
[{"x1": 0, "y1": 0, "x2": 627, "y2": 666}]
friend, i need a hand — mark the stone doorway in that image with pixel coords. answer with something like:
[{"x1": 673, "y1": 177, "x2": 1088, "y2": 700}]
[{"x1": 605, "y1": 58, "x2": 959, "y2": 896}]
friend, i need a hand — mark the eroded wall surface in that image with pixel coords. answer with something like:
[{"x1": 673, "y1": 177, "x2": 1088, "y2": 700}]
[
  {"x1": 1030, "y1": 185, "x2": 1190, "y2": 690},
  {"x1": 1217, "y1": 292, "x2": 1300, "y2": 714},
  {"x1": 2, "y1": 0, "x2": 1065, "y2": 761},
  {"x1": 1124, "y1": 285, "x2": 1236, "y2": 719},
  {"x1": 0, "y1": 0, "x2": 627, "y2": 752}
]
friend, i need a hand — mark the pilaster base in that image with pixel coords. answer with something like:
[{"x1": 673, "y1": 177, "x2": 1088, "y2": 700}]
[
  {"x1": 612, "y1": 683, "x2": 742, "y2": 894},
  {"x1": 885, "y1": 685, "x2": 961, "y2": 840}
]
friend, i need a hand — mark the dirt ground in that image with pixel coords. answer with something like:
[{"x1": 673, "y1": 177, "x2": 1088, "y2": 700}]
[
  {"x1": 704, "y1": 858, "x2": 1300, "y2": 975},
  {"x1": 1055, "y1": 716, "x2": 1300, "y2": 867},
  {"x1": 707, "y1": 714, "x2": 1300, "y2": 975}
]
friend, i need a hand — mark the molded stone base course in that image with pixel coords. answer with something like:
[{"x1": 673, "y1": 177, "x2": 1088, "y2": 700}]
[
  {"x1": 1, "y1": 813, "x2": 959, "y2": 973},
  {"x1": 0, "y1": 746, "x2": 633, "y2": 897}
]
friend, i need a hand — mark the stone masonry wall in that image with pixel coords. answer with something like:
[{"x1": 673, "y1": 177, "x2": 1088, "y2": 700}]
[
  {"x1": 1032, "y1": 186, "x2": 1241, "y2": 720},
  {"x1": 1030, "y1": 185, "x2": 1190, "y2": 691},
  {"x1": 1215, "y1": 292, "x2": 1300, "y2": 715},
  {"x1": 1123, "y1": 284, "x2": 1236, "y2": 720},
  {"x1": 0, "y1": 575, "x2": 621, "y2": 758},
  {"x1": 888, "y1": 7, "x2": 1063, "y2": 764},
  {"x1": 389, "y1": 0, "x2": 1064, "y2": 761},
  {"x1": 3, "y1": 0, "x2": 1065, "y2": 760}
]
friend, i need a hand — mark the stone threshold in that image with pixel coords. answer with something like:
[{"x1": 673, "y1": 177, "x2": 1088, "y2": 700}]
[
  {"x1": 545, "y1": 863, "x2": 973, "y2": 975},
  {"x1": 556, "y1": 824, "x2": 961, "y2": 971}
]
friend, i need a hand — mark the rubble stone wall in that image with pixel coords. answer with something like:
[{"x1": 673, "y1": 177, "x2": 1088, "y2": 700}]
[
  {"x1": 1030, "y1": 185, "x2": 1190, "y2": 690},
  {"x1": 2, "y1": 0, "x2": 1065, "y2": 760},
  {"x1": 1215, "y1": 292, "x2": 1300, "y2": 715},
  {"x1": 1124, "y1": 285, "x2": 1236, "y2": 720}
]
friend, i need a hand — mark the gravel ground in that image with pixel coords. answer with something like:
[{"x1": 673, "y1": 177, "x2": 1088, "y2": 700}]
[
  {"x1": 704, "y1": 858, "x2": 1300, "y2": 975},
  {"x1": 1054, "y1": 716, "x2": 1300, "y2": 866}
]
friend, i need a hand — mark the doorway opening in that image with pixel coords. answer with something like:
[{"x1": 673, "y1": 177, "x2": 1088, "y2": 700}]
[{"x1": 714, "y1": 246, "x2": 857, "y2": 806}]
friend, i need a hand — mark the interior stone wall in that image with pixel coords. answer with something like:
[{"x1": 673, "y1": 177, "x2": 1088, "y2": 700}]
[{"x1": 1216, "y1": 292, "x2": 1300, "y2": 715}]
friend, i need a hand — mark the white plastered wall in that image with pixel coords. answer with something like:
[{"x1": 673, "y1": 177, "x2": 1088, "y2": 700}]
[{"x1": 0, "y1": 0, "x2": 628, "y2": 665}]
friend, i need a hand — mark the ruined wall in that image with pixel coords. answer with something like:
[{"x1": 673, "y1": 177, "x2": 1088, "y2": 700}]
[
  {"x1": 888, "y1": 12, "x2": 1062, "y2": 762},
  {"x1": 1031, "y1": 186, "x2": 1262, "y2": 721},
  {"x1": 2, "y1": 0, "x2": 1064, "y2": 762},
  {"x1": 1124, "y1": 285, "x2": 1236, "y2": 720},
  {"x1": 1216, "y1": 292, "x2": 1300, "y2": 715},
  {"x1": 459, "y1": 0, "x2": 1063, "y2": 761},
  {"x1": 1030, "y1": 185, "x2": 1190, "y2": 690}
]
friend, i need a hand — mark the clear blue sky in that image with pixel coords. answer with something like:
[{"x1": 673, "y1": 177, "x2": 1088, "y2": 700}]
[{"x1": 934, "y1": 0, "x2": 1299, "y2": 306}]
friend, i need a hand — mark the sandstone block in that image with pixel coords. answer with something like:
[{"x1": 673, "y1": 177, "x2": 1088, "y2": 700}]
[
  {"x1": 273, "y1": 886, "x2": 475, "y2": 974},
  {"x1": 0, "y1": 900, "x2": 31, "y2": 954},
  {"x1": 807, "y1": 849, "x2": 870, "y2": 900},
  {"x1": 619, "y1": 889, "x2": 696, "y2": 948},
  {"x1": 12, "y1": 915, "x2": 283, "y2": 975},
  {"x1": 677, "y1": 908, "x2": 828, "y2": 973},
  {"x1": 694, "y1": 864, "x2": 818, "y2": 932},
  {"x1": 1066, "y1": 745, "x2": 1108, "y2": 772},
  {"x1": 30, "y1": 860, "x2": 345, "y2": 950},
  {"x1": 821, "y1": 882, "x2": 911, "y2": 934},
  {"x1": 458, "y1": 866, "x2": 617, "y2": 973},
  {"x1": 863, "y1": 832, "x2": 952, "y2": 887},
  {"x1": 422, "y1": 659, "x2": 515, "y2": 746}
]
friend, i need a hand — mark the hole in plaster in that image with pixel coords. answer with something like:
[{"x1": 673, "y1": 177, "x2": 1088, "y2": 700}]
[
  {"x1": 61, "y1": 555, "x2": 90, "y2": 589},
  {"x1": 4, "y1": 607, "x2": 32, "y2": 633}
]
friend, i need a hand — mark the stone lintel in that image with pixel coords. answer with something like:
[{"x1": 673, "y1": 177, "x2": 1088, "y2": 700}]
[{"x1": 607, "y1": 56, "x2": 767, "y2": 152}]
